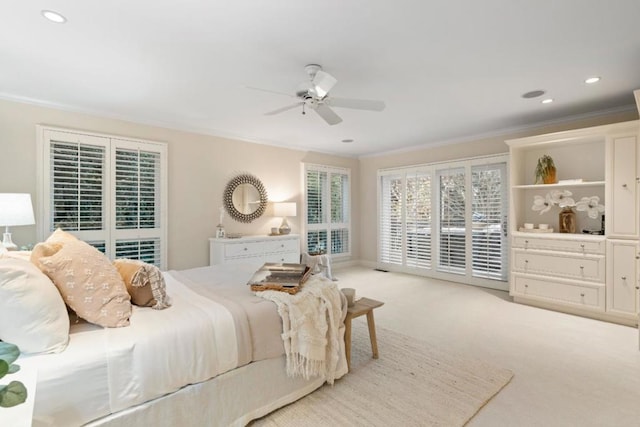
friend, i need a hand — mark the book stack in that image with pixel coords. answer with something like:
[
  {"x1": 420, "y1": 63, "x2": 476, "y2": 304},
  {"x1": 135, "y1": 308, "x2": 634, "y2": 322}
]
[{"x1": 248, "y1": 263, "x2": 312, "y2": 294}]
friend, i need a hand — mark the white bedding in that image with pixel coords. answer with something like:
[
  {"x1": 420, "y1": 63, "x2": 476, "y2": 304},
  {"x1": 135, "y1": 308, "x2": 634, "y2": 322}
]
[
  {"x1": 23, "y1": 263, "x2": 347, "y2": 426},
  {"x1": 24, "y1": 269, "x2": 242, "y2": 426}
]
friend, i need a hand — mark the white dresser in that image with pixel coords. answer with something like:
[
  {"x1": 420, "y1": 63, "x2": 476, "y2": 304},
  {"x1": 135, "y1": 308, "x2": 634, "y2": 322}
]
[
  {"x1": 511, "y1": 233, "x2": 606, "y2": 313},
  {"x1": 209, "y1": 234, "x2": 300, "y2": 266}
]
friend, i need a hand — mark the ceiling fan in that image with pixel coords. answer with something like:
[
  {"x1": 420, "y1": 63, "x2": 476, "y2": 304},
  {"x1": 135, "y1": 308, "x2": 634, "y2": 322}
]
[{"x1": 249, "y1": 64, "x2": 386, "y2": 126}]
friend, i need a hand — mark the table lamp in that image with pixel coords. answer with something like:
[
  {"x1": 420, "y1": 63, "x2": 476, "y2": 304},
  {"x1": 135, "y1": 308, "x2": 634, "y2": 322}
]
[
  {"x1": 0, "y1": 193, "x2": 35, "y2": 250},
  {"x1": 274, "y1": 202, "x2": 296, "y2": 235}
]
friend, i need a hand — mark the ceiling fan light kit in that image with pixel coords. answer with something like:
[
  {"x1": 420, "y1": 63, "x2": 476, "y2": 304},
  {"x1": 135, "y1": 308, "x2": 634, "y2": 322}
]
[{"x1": 255, "y1": 64, "x2": 385, "y2": 125}]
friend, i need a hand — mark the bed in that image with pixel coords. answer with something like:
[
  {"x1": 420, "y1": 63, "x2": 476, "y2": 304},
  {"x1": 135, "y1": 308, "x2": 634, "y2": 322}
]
[{"x1": 14, "y1": 262, "x2": 348, "y2": 426}]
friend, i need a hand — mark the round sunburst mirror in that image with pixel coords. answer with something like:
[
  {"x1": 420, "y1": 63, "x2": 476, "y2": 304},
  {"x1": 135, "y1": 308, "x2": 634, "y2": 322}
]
[{"x1": 223, "y1": 174, "x2": 268, "y2": 223}]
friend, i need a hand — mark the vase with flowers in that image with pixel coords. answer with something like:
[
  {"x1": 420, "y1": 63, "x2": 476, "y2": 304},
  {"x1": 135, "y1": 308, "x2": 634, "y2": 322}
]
[{"x1": 532, "y1": 190, "x2": 604, "y2": 233}]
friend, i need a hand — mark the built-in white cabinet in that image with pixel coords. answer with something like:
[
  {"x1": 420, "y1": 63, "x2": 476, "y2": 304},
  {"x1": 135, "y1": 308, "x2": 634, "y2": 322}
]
[
  {"x1": 209, "y1": 234, "x2": 300, "y2": 266},
  {"x1": 606, "y1": 240, "x2": 639, "y2": 319},
  {"x1": 507, "y1": 120, "x2": 640, "y2": 326},
  {"x1": 606, "y1": 134, "x2": 639, "y2": 238},
  {"x1": 511, "y1": 234, "x2": 606, "y2": 312}
]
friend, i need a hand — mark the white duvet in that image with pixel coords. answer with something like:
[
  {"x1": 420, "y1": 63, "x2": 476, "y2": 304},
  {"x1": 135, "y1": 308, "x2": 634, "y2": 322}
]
[{"x1": 23, "y1": 272, "x2": 240, "y2": 427}]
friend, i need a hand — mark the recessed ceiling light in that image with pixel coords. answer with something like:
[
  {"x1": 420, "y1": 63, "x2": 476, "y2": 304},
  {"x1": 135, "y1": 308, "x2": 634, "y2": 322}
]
[
  {"x1": 41, "y1": 10, "x2": 67, "y2": 23},
  {"x1": 585, "y1": 76, "x2": 601, "y2": 84},
  {"x1": 541, "y1": 98, "x2": 554, "y2": 104},
  {"x1": 522, "y1": 90, "x2": 546, "y2": 99},
  {"x1": 341, "y1": 139, "x2": 354, "y2": 143}
]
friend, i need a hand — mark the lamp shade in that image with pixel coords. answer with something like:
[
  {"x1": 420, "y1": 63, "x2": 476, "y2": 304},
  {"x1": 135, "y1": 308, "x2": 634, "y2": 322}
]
[
  {"x1": 0, "y1": 193, "x2": 35, "y2": 226},
  {"x1": 273, "y1": 202, "x2": 297, "y2": 217}
]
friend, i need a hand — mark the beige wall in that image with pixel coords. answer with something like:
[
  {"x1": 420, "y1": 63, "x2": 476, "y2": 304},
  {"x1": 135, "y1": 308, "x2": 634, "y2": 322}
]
[
  {"x1": 0, "y1": 99, "x2": 359, "y2": 270},
  {"x1": 358, "y1": 110, "x2": 639, "y2": 264},
  {"x1": 2, "y1": 97, "x2": 636, "y2": 269}
]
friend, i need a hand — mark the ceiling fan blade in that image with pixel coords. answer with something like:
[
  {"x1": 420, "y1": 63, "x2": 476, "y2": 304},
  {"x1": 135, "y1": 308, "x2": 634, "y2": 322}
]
[
  {"x1": 312, "y1": 70, "x2": 337, "y2": 98},
  {"x1": 326, "y1": 97, "x2": 386, "y2": 111},
  {"x1": 245, "y1": 86, "x2": 295, "y2": 98},
  {"x1": 264, "y1": 102, "x2": 302, "y2": 116},
  {"x1": 313, "y1": 103, "x2": 343, "y2": 125}
]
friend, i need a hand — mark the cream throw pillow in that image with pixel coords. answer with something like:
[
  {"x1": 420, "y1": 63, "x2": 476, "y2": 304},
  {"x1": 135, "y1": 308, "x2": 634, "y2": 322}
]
[
  {"x1": 38, "y1": 240, "x2": 132, "y2": 328},
  {"x1": 0, "y1": 258, "x2": 70, "y2": 354},
  {"x1": 113, "y1": 259, "x2": 171, "y2": 310}
]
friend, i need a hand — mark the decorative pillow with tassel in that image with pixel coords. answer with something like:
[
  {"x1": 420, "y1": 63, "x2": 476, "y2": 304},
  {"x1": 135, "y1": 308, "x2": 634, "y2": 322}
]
[{"x1": 113, "y1": 259, "x2": 171, "y2": 310}]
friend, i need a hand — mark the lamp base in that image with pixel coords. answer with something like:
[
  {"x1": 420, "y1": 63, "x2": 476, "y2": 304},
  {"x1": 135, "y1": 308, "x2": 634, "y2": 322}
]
[
  {"x1": 279, "y1": 217, "x2": 291, "y2": 235},
  {"x1": 2, "y1": 232, "x2": 18, "y2": 251}
]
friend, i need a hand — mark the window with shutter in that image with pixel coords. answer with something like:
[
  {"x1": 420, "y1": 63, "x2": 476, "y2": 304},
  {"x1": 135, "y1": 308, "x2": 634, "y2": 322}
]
[
  {"x1": 438, "y1": 167, "x2": 466, "y2": 275},
  {"x1": 406, "y1": 170, "x2": 431, "y2": 269},
  {"x1": 304, "y1": 164, "x2": 351, "y2": 257},
  {"x1": 471, "y1": 163, "x2": 508, "y2": 280},
  {"x1": 379, "y1": 173, "x2": 403, "y2": 265},
  {"x1": 38, "y1": 127, "x2": 167, "y2": 268},
  {"x1": 377, "y1": 155, "x2": 508, "y2": 290}
]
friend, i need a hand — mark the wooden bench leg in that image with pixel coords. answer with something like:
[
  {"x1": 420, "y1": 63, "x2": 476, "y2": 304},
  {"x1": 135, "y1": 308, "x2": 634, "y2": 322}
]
[
  {"x1": 344, "y1": 315, "x2": 352, "y2": 371},
  {"x1": 366, "y1": 310, "x2": 379, "y2": 359}
]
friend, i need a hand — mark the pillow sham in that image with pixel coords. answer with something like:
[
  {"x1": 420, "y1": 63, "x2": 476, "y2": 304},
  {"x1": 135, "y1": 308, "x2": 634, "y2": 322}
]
[
  {"x1": 45, "y1": 228, "x2": 79, "y2": 245},
  {"x1": 0, "y1": 258, "x2": 69, "y2": 354},
  {"x1": 113, "y1": 259, "x2": 172, "y2": 310},
  {"x1": 30, "y1": 241, "x2": 63, "y2": 266},
  {"x1": 38, "y1": 239, "x2": 132, "y2": 328}
]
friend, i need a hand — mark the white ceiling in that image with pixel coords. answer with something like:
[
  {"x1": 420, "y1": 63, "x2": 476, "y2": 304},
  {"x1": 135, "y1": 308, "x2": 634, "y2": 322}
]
[{"x1": 3, "y1": 1, "x2": 640, "y2": 157}]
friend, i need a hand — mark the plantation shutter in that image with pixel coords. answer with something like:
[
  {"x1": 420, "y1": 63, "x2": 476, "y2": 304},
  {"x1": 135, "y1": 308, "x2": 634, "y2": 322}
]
[
  {"x1": 379, "y1": 173, "x2": 403, "y2": 265},
  {"x1": 50, "y1": 141, "x2": 105, "y2": 232},
  {"x1": 330, "y1": 171, "x2": 349, "y2": 254},
  {"x1": 113, "y1": 143, "x2": 163, "y2": 266},
  {"x1": 304, "y1": 164, "x2": 351, "y2": 257},
  {"x1": 306, "y1": 168, "x2": 328, "y2": 254},
  {"x1": 45, "y1": 130, "x2": 110, "y2": 249},
  {"x1": 405, "y1": 170, "x2": 431, "y2": 269},
  {"x1": 40, "y1": 127, "x2": 167, "y2": 268},
  {"x1": 471, "y1": 163, "x2": 508, "y2": 280},
  {"x1": 437, "y1": 167, "x2": 466, "y2": 274}
]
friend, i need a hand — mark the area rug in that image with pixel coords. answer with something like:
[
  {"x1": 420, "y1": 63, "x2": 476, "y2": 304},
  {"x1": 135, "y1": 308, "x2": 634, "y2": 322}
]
[{"x1": 252, "y1": 323, "x2": 513, "y2": 426}]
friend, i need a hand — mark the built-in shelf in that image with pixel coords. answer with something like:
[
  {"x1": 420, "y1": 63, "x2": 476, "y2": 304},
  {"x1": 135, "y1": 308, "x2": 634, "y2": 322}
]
[{"x1": 512, "y1": 181, "x2": 605, "y2": 189}]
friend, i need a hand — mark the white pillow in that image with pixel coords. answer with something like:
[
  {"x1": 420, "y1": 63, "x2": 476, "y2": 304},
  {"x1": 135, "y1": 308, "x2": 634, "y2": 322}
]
[{"x1": 0, "y1": 258, "x2": 70, "y2": 354}]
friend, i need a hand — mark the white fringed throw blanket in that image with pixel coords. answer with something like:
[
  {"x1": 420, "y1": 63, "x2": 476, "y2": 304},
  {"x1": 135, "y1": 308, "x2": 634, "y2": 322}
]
[{"x1": 254, "y1": 276, "x2": 345, "y2": 384}]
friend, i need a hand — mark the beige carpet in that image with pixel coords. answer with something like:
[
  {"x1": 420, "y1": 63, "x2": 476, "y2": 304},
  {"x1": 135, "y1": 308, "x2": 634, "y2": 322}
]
[{"x1": 252, "y1": 322, "x2": 514, "y2": 426}]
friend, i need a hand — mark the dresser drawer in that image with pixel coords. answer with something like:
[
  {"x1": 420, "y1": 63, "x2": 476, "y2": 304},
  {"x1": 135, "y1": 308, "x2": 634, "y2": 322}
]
[
  {"x1": 264, "y1": 238, "x2": 299, "y2": 254},
  {"x1": 265, "y1": 252, "x2": 300, "y2": 263},
  {"x1": 512, "y1": 274, "x2": 604, "y2": 309},
  {"x1": 224, "y1": 241, "x2": 265, "y2": 258},
  {"x1": 210, "y1": 235, "x2": 301, "y2": 266},
  {"x1": 512, "y1": 235, "x2": 605, "y2": 254},
  {"x1": 512, "y1": 249, "x2": 605, "y2": 282}
]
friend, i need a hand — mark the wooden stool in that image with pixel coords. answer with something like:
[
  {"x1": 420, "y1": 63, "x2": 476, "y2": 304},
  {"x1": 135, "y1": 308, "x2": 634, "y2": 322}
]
[{"x1": 344, "y1": 297, "x2": 384, "y2": 371}]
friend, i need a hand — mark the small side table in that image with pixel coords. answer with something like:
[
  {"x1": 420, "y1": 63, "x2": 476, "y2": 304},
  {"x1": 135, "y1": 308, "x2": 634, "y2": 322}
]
[{"x1": 344, "y1": 297, "x2": 384, "y2": 371}]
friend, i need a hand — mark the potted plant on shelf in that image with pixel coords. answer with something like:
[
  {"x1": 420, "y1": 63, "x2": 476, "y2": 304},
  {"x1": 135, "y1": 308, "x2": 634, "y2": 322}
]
[{"x1": 534, "y1": 155, "x2": 557, "y2": 184}]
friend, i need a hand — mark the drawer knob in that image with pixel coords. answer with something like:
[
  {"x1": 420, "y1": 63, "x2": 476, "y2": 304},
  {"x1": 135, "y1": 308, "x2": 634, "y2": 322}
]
[
  {"x1": 244, "y1": 247, "x2": 248, "y2": 251},
  {"x1": 580, "y1": 293, "x2": 585, "y2": 297},
  {"x1": 636, "y1": 286, "x2": 640, "y2": 290},
  {"x1": 622, "y1": 276, "x2": 627, "y2": 280},
  {"x1": 580, "y1": 266, "x2": 584, "y2": 270},
  {"x1": 524, "y1": 284, "x2": 528, "y2": 288},
  {"x1": 580, "y1": 244, "x2": 585, "y2": 249},
  {"x1": 525, "y1": 240, "x2": 529, "y2": 244},
  {"x1": 623, "y1": 183, "x2": 628, "y2": 188}
]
